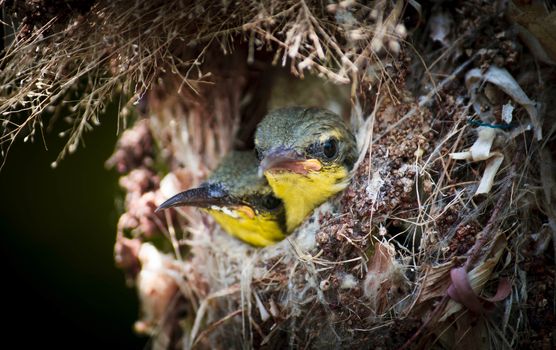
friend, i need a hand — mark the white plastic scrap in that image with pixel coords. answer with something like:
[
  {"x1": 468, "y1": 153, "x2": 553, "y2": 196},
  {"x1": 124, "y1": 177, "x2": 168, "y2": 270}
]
[
  {"x1": 477, "y1": 156, "x2": 505, "y2": 195},
  {"x1": 450, "y1": 127, "x2": 504, "y2": 195},
  {"x1": 439, "y1": 233, "x2": 506, "y2": 321},
  {"x1": 501, "y1": 102, "x2": 514, "y2": 124},
  {"x1": 465, "y1": 66, "x2": 542, "y2": 140}
]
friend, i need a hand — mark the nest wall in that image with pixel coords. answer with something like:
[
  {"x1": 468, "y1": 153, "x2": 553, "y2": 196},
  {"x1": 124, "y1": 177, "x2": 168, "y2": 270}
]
[{"x1": 1, "y1": 1, "x2": 555, "y2": 349}]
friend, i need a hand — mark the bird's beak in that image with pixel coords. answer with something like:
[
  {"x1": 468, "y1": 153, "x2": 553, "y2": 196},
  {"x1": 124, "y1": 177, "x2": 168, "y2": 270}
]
[
  {"x1": 258, "y1": 148, "x2": 322, "y2": 177},
  {"x1": 155, "y1": 185, "x2": 233, "y2": 212}
]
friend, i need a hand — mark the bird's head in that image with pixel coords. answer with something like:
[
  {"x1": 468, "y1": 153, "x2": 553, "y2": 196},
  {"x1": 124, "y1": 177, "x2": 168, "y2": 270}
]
[
  {"x1": 254, "y1": 107, "x2": 357, "y2": 231},
  {"x1": 255, "y1": 107, "x2": 357, "y2": 175},
  {"x1": 156, "y1": 151, "x2": 286, "y2": 247}
]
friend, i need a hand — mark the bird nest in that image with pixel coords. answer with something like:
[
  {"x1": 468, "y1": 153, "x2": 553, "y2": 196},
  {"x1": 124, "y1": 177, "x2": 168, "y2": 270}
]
[{"x1": 2, "y1": 1, "x2": 555, "y2": 349}]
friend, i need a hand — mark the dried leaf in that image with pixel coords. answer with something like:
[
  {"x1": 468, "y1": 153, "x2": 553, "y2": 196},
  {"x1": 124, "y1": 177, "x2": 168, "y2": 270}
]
[
  {"x1": 465, "y1": 66, "x2": 542, "y2": 140},
  {"x1": 447, "y1": 267, "x2": 510, "y2": 314},
  {"x1": 440, "y1": 233, "x2": 507, "y2": 321},
  {"x1": 410, "y1": 259, "x2": 456, "y2": 310},
  {"x1": 470, "y1": 127, "x2": 496, "y2": 161},
  {"x1": 476, "y1": 153, "x2": 504, "y2": 195},
  {"x1": 449, "y1": 127, "x2": 505, "y2": 195}
]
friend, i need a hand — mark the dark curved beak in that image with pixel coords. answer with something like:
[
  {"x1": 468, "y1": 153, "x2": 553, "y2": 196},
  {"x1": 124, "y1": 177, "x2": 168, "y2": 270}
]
[
  {"x1": 155, "y1": 184, "x2": 232, "y2": 212},
  {"x1": 258, "y1": 148, "x2": 321, "y2": 177}
]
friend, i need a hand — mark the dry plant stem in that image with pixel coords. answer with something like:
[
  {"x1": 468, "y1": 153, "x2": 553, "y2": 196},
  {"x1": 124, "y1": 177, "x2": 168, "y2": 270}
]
[
  {"x1": 192, "y1": 309, "x2": 243, "y2": 349},
  {"x1": 417, "y1": 50, "x2": 482, "y2": 108},
  {"x1": 399, "y1": 168, "x2": 515, "y2": 350},
  {"x1": 463, "y1": 170, "x2": 514, "y2": 272}
]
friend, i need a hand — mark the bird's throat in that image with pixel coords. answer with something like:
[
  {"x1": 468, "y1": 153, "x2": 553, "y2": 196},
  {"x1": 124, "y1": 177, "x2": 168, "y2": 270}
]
[
  {"x1": 205, "y1": 207, "x2": 285, "y2": 247},
  {"x1": 265, "y1": 166, "x2": 349, "y2": 232}
]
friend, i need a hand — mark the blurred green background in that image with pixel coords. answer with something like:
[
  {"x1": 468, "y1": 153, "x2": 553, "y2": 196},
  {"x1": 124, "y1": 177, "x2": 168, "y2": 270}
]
[{"x1": 0, "y1": 111, "x2": 147, "y2": 348}]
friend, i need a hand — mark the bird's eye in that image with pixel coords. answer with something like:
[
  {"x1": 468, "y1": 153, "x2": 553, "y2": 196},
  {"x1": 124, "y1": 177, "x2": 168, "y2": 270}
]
[
  {"x1": 322, "y1": 138, "x2": 338, "y2": 159},
  {"x1": 256, "y1": 149, "x2": 264, "y2": 161},
  {"x1": 261, "y1": 195, "x2": 281, "y2": 210}
]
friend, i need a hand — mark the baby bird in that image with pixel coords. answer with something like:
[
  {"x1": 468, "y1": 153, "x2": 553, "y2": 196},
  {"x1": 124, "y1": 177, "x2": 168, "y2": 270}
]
[
  {"x1": 156, "y1": 151, "x2": 286, "y2": 247},
  {"x1": 255, "y1": 107, "x2": 357, "y2": 232}
]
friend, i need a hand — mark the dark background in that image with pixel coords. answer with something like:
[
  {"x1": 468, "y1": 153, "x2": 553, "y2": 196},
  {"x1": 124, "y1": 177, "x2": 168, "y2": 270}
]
[{"x1": 0, "y1": 112, "x2": 147, "y2": 348}]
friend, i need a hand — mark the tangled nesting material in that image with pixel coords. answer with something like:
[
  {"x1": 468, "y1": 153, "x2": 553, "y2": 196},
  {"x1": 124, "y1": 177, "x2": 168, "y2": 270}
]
[
  {"x1": 2, "y1": 0, "x2": 555, "y2": 349},
  {"x1": 0, "y1": 0, "x2": 407, "y2": 167}
]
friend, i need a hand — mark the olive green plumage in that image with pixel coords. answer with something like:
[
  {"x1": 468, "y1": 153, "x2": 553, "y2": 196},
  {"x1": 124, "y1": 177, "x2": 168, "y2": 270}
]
[
  {"x1": 157, "y1": 151, "x2": 286, "y2": 246},
  {"x1": 204, "y1": 151, "x2": 284, "y2": 214},
  {"x1": 255, "y1": 107, "x2": 357, "y2": 169}
]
